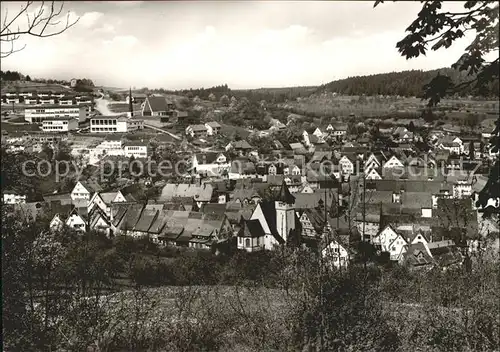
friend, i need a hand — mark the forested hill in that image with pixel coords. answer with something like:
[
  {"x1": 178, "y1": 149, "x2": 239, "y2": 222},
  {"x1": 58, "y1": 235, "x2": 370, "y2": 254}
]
[{"x1": 318, "y1": 68, "x2": 499, "y2": 97}]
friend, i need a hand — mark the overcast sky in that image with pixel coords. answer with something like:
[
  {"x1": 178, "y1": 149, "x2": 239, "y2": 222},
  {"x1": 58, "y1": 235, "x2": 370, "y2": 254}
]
[{"x1": 1, "y1": 1, "x2": 478, "y2": 89}]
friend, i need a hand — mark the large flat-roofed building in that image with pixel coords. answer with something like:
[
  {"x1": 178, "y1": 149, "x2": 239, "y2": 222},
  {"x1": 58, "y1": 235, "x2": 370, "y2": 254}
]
[
  {"x1": 124, "y1": 141, "x2": 149, "y2": 158},
  {"x1": 24, "y1": 104, "x2": 89, "y2": 124},
  {"x1": 89, "y1": 115, "x2": 144, "y2": 133},
  {"x1": 42, "y1": 117, "x2": 78, "y2": 132}
]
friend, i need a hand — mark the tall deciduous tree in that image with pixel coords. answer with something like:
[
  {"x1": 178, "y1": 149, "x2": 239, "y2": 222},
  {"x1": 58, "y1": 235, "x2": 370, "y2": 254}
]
[{"x1": 375, "y1": 1, "x2": 499, "y2": 106}]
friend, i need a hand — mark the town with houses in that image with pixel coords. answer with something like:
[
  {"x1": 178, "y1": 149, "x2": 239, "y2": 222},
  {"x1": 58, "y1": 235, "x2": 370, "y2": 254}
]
[
  {"x1": 1, "y1": 1, "x2": 500, "y2": 350},
  {"x1": 2, "y1": 79, "x2": 499, "y2": 270}
]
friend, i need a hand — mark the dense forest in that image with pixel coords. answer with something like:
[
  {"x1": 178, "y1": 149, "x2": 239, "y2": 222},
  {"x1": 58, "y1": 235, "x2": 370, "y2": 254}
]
[{"x1": 319, "y1": 68, "x2": 500, "y2": 98}]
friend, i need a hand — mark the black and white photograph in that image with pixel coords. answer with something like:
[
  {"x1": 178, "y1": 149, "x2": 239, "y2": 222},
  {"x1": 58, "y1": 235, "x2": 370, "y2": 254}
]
[{"x1": 1, "y1": 1, "x2": 499, "y2": 351}]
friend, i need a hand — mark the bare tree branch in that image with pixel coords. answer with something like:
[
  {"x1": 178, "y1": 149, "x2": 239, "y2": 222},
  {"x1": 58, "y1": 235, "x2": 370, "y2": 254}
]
[{"x1": 0, "y1": 1, "x2": 79, "y2": 58}]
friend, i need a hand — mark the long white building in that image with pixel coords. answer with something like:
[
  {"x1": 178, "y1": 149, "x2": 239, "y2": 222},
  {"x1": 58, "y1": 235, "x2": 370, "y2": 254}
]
[
  {"x1": 41, "y1": 117, "x2": 79, "y2": 132},
  {"x1": 89, "y1": 115, "x2": 144, "y2": 133},
  {"x1": 24, "y1": 104, "x2": 90, "y2": 124}
]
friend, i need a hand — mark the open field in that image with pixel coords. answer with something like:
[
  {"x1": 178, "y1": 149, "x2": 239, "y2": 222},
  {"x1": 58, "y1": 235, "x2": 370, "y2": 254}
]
[
  {"x1": 1, "y1": 81, "x2": 71, "y2": 93},
  {"x1": 108, "y1": 102, "x2": 142, "y2": 113},
  {"x1": 1, "y1": 122, "x2": 41, "y2": 133},
  {"x1": 281, "y1": 94, "x2": 500, "y2": 119}
]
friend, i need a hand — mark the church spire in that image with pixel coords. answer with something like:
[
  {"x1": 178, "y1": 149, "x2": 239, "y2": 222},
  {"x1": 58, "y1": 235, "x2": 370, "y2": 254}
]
[
  {"x1": 276, "y1": 180, "x2": 295, "y2": 204},
  {"x1": 128, "y1": 87, "x2": 133, "y2": 117}
]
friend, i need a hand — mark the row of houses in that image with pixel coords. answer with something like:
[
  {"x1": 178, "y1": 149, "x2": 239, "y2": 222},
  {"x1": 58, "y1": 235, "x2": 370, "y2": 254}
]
[{"x1": 2, "y1": 92, "x2": 92, "y2": 105}]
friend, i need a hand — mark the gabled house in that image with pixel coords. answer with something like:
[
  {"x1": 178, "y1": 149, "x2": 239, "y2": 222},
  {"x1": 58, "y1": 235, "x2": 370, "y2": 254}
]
[
  {"x1": 232, "y1": 187, "x2": 262, "y2": 205},
  {"x1": 191, "y1": 152, "x2": 230, "y2": 176},
  {"x1": 298, "y1": 208, "x2": 324, "y2": 238},
  {"x1": 87, "y1": 191, "x2": 127, "y2": 218},
  {"x1": 237, "y1": 219, "x2": 266, "y2": 252},
  {"x1": 205, "y1": 121, "x2": 222, "y2": 136},
  {"x1": 312, "y1": 128, "x2": 324, "y2": 138},
  {"x1": 159, "y1": 183, "x2": 214, "y2": 209},
  {"x1": 365, "y1": 167, "x2": 382, "y2": 180},
  {"x1": 50, "y1": 208, "x2": 87, "y2": 233},
  {"x1": 364, "y1": 153, "x2": 382, "y2": 173},
  {"x1": 330, "y1": 124, "x2": 348, "y2": 138},
  {"x1": 142, "y1": 96, "x2": 174, "y2": 117},
  {"x1": 71, "y1": 180, "x2": 102, "y2": 202},
  {"x1": 186, "y1": 124, "x2": 208, "y2": 138},
  {"x1": 372, "y1": 225, "x2": 408, "y2": 261},
  {"x1": 339, "y1": 155, "x2": 355, "y2": 176},
  {"x1": 383, "y1": 155, "x2": 404, "y2": 169},
  {"x1": 321, "y1": 231, "x2": 349, "y2": 269},
  {"x1": 225, "y1": 140, "x2": 253, "y2": 155},
  {"x1": 89, "y1": 206, "x2": 113, "y2": 236},
  {"x1": 400, "y1": 242, "x2": 435, "y2": 268}
]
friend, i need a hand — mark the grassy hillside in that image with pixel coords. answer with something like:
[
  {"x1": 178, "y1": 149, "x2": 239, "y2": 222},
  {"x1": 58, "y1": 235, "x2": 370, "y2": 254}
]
[{"x1": 1, "y1": 81, "x2": 71, "y2": 93}]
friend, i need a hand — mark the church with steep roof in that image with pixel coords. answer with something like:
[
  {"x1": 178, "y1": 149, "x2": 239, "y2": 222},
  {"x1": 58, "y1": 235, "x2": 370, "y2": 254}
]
[{"x1": 238, "y1": 181, "x2": 299, "y2": 251}]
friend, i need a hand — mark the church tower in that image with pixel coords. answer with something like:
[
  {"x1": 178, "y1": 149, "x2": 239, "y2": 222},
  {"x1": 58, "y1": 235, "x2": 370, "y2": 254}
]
[
  {"x1": 127, "y1": 87, "x2": 133, "y2": 118},
  {"x1": 275, "y1": 180, "x2": 296, "y2": 243}
]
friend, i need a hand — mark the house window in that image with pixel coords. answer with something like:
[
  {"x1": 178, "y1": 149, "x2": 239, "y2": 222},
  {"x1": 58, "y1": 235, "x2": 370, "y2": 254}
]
[
  {"x1": 256, "y1": 237, "x2": 260, "y2": 246},
  {"x1": 245, "y1": 238, "x2": 250, "y2": 247}
]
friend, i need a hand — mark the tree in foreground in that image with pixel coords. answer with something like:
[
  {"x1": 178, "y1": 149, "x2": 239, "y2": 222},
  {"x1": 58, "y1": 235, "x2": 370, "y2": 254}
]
[
  {"x1": 1, "y1": 1, "x2": 79, "y2": 58},
  {"x1": 375, "y1": 1, "x2": 499, "y2": 106}
]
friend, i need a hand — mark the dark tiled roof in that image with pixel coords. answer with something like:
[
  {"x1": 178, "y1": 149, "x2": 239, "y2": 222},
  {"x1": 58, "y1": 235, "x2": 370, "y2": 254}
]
[
  {"x1": 239, "y1": 219, "x2": 266, "y2": 238},
  {"x1": 146, "y1": 96, "x2": 170, "y2": 112},
  {"x1": 199, "y1": 203, "x2": 227, "y2": 216},
  {"x1": 275, "y1": 181, "x2": 295, "y2": 204},
  {"x1": 134, "y1": 209, "x2": 158, "y2": 232},
  {"x1": 231, "y1": 140, "x2": 253, "y2": 150}
]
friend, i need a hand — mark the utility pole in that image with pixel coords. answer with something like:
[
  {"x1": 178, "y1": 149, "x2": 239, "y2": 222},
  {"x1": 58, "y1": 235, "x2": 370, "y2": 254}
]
[{"x1": 362, "y1": 173, "x2": 366, "y2": 241}]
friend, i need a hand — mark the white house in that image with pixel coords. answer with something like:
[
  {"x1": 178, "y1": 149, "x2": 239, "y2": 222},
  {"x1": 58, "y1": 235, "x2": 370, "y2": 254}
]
[
  {"x1": 71, "y1": 181, "x2": 102, "y2": 202},
  {"x1": 313, "y1": 128, "x2": 324, "y2": 138},
  {"x1": 185, "y1": 124, "x2": 208, "y2": 138},
  {"x1": 331, "y1": 124, "x2": 348, "y2": 138},
  {"x1": 50, "y1": 209, "x2": 86, "y2": 233},
  {"x1": 322, "y1": 237, "x2": 349, "y2": 269},
  {"x1": 453, "y1": 180, "x2": 472, "y2": 199},
  {"x1": 89, "y1": 137, "x2": 125, "y2": 165},
  {"x1": 237, "y1": 219, "x2": 266, "y2": 252},
  {"x1": 339, "y1": 155, "x2": 355, "y2": 175},
  {"x1": 365, "y1": 168, "x2": 382, "y2": 180},
  {"x1": 88, "y1": 191, "x2": 127, "y2": 218},
  {"x1": 372, "y1": 225, "x2": 408, "y2": 261},
  {"x1": 302, "y1": 131, "x2": 311, "y2": 147},
  {"x1": 39, "y1": 97, "x2": 56, "y2": 105},
  {"x1": 364, "y1": 153, "x2": 381, "y2": 173},
  {"x1": 66, "y1": 209, "x2": 87, "y2": 233},
  {"x1": 3, "y1": 193, "x2": 27, "y2": 204},
  {"x1": 383, "y1": 155, "x2": 404, "y2": 169},
  {"x1": 24, "y1": 97, "x2": 39, "y2": 105},
  {"x1": 124, "y1": 141, "x2": 148, "y2": 159},
  {"x1": 191, "y1": 153, "x2": 230, "y2": 176},
  {"x1": 205, "y1": 121, "x2": 222, "y2": 136}
]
